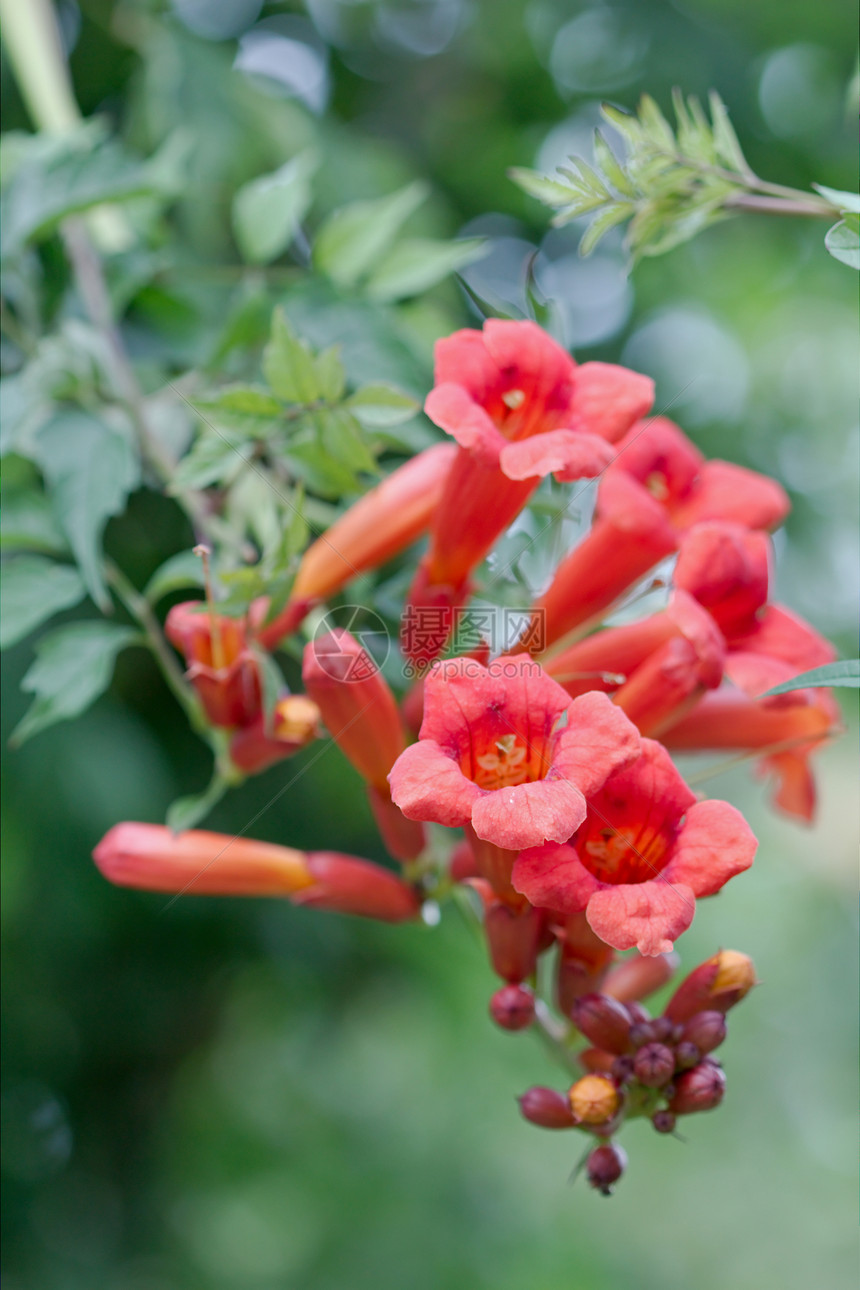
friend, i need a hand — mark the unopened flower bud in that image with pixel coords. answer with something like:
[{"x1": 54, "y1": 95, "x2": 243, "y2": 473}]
[
  {"x1": 665, "y1": 950, "x2": 756, "y2": 1023},
  {"x1": 681, "y1": 1010, "x2": 727, "y2": 1055},
  {"x1": 650, "y1": 1017, "x2": 675, "y2": 1043},
  {"x1": 586, "y1": 1143, "x2": 627, "y2": 1195},
  {"x1": 633, "y1": 1042, "x2": 675, "y2": 1087},
  {"x1": 490, "y1": 984, "x2": 535, "y2": 1031},
  {"x1": 625, "y1": 1002, "x2": 651, "y2": 1025},
  {"x1": 603, "y1": 951, "x2": 679, "y2": 1003},
  {"x1": 669, "y1": 1061, "x2": 727, "y2": 1115},
  {"x1": 629, "y1": 1021, "x2": 656, "y2": 1048},
  {"x1": 449, "y1": 839, "x2": 478, "y2": 882},
  {"x1": 652, "y1": 1109, "x2": 676, "y2": 1134},
  {"x1": 674, "y1": 1041, "x2": 701, "y2": 1071},
  {"x1": 570, "y1": 994, "x2": 634, "y2": 1055},
  {"x1": 569, "y1": 1074, "x2": 622, "y2": 1125},
  {"x1": 610, "y1": 1055, "x2": 635, "y2": 1083},
  {"x1": 579, "y1": 1048, "x2": 616, "y2": 1074},
  {"x1": 485, "y1": 902, "x2": 544, "y2": 983},
  {"x1": 518, "y1": 1087, "x2": 576, "y2": 1129},
  {"x1": 229, "y1": 694, "x2": 322, "y2": 773}
]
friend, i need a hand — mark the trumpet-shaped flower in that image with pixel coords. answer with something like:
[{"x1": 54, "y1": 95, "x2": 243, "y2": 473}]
[
  {"x1": 512, "y1": 739, "x2": 756, "y2": 956},
  {"x1": 388, "y1": 656, "x2": 641, "y2": 855},
  {"x1": 165, "y1": 601, "x2": 261, "y2": 728}
]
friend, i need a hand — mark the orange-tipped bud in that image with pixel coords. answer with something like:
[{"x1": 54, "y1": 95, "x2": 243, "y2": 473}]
[
  {"x1": 93, "y1": 822, "x2": 314, "y2": 898},
  {"x1": 302, "y1": 629, "x2": 407, "y2": 791},
  {"x1": 485, "y1": 901, "x2": 544, "y2": 983},
  {"x1": 568, "y1": 1074, "x2": 622, "y2": 1125},
  {"x1": 602, "y1": 951, "x2": 679, "y2": 1003},
  {"x1": 665, "y1": 950, "x2": 757, "y2": 1023},
  {"x1": 586, "y1": 1142, "x2": 627, "y2": 1195},
  {"x1": 668, "y1": 1060, "x2": 726, "y2": 1115},
  {"x1": 518, "y1": 1087, "x2": 576, "y2": 1129},
  {"x1": 489, "y1": 984, "x2": 535, "y2": 1031},
  {"x1": 570, "y1": 994, "x2": 633, "y2": 1055},
  {"x1": 229, "y1": 695, "x2": 322, "y2": 773},
  {"x1": 93, "y1": 825, "x2": 420, "y2": 922}
]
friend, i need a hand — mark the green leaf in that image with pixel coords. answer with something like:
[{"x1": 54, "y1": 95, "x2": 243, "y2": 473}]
[
  {"x1": 813, "y1": 184, "x2": 860, "y2": 214},
  {"x1": 345, "y1": 383, "x2": 419, "y2": 427},
  {"x1": 508, "y1": 167, "x2": 578, "y2": 207},
  {"x1": 283, "y1": 442, "x2": 361, "y2": 498},
  {"x1": 312, "y1": 408, "x2": 378, "y2": 474},
  {"x1": 232, "y1": 152, "x2": 317, "y2": 265},
  {"x1": 195, "y1": 386, "x2": 283, "y2": 418},
  {"x1": 708, "y1": 91, "x2": 750, "y2": 174},
  {"x1": 166, "y1": 775, "x2": 229, "y2": 833},
  {"x1": 33, "y1": 412, "x2": 140, "y2": 612},
  {"x1": 592, "y1": 132, "x2": 634, "y2": 197},
  {"x1": 313, "y1": 346, "x2": 346, "y2": 402},
  {"x1": 638, "y1": 95, "x2": 676, "y2": 152},
  {"x1": 0, "y1": 125, "x2": 183, "y2": 260},
  {"x1": 313, "y1": 180, "x2": 428, "y2": 287},
  {"x1": 365, "y1": 237, "x2": 487, "y2": 302},
  {"x1": 0, "y1": 487, "x2": 68, "y2": 555},
  {"x1": 0, "y1": 556, "x2": 86, "y2": 648},
  {"x1": 262, "y1": 308, "x2": 322, "y2": 403},
  {"x1": 824, "y1": 215, "x2": 860, "y2": 270},
  {"x1": 144, "y1": 550, "x2": 206, "y2": 604},
  {"x1": 760, "y1": 659, "x2": 860, "y2": 697},
  {"x1": 11, "y1": 620, "x2": 138, "y2": 745},
  {"x1": 171, "y1": 427, "x2": 254, "y2": 490},
  {"x1": 579, "y1": 202, "x2": 633, "y2": 256}
]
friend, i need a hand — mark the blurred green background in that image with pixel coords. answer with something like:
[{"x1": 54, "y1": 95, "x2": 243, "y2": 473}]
[{"x1": 2, "y1": 2, "x2": 858, "y2": 1287}]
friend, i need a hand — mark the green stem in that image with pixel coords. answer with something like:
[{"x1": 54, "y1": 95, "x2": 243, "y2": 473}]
[{"x1": 725, "y1": 192, "x2": 835, "y2": 219}]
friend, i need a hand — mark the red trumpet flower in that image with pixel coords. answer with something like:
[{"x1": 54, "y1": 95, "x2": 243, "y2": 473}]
[
  {"x1": 93, "y1": 823, "x2": 420, "y2": 921},
  {"x1": 513, "y1": 739, "x2": 756, "y2": 956},
  {"x1": 165, "y1": 600, "x2": 262, "y2": 728},
  {"x1": 388, "y1": 656, "x2": 640, "y2": 894},
  {"x1": 403, "y1": 320, "x2": 653, "y2": 665},
  {"x1": 529, "y1": 417, "x2": 790, "y2": 650},
  {"x1": 228, "y1": 695, "x2": 322, "y2": 774}
]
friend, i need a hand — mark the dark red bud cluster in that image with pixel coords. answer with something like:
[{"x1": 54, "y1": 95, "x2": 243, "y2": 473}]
[{"x1": 490, "y1": 984, "x2": 535, "y2": 1031}]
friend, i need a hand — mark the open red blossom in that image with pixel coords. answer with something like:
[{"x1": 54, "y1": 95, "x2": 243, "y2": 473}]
[
  {"x1": 403, "y1": 320, "x2": 653, "y2": 665},
  {"x1": 530, "y1": 418, "x2": 790, "y2": 650},
  {"x1": 165, "y1": 601, "x2": 261, "y2": 728},
  {"x1": 512, "y1": 739, "x2": 756, "y2": 956},
  {"x1": 388, "y1": 656, "x2": 641, "y2": 853}
]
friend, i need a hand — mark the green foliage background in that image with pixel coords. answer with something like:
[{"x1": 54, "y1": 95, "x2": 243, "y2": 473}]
[{"x1": 2, "y1": 2, "x2": 857, "y2": 1287}]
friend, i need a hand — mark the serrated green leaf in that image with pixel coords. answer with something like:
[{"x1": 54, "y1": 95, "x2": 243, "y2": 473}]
[
  {"x1": 33, "y1": 412, "x2": 140, "y2": 612},
  {"x1": 171, "y1": 427, "x2": 253, "y2": 490},
  {"x1": 313, "y1": 180, "x2": 428, "y2": 287},
  {"x1": 311, "y1": 408, "x2": 378, "y2": 474},
  {"x1": 600, "y1": 103, "x2": 643, "y2": 147},
  {"x1": 232, "y1": 152, "x2": 316, "y2": 265},
  {"x1": 0, "y1": 488, "x2": 68, "y2": 555},
  {"x1": 166, "y1": 775, "x2": 229, "y2": 833},
  {"x1": 313, "y1": 346, "x2": 346, "y2": 402},
  {"x1": 508, "y1": 167, "x2": 578, "y2": 207},
  {"x1": 638, "y1": 95, "x2": 676, "y2": 152},
  {"x1": 11, "y1": 620, "x2": 138, "y2": 745},
  {"x1": 283, "y1": 442, "x2": 360, "y2": 499},
  {"x1": 195, "y1": 386, "x2": 284, "y2": 417},
  {"x1": 262, "y1": 308, "x2": 322, "y2": 403},
  {"x1": 144, "y1": 550, "x2": 206, "y2": 603},
  {"x1": 708, "y1": 91, "x2": 749, "y2": 174},
  {"x1": 824, "y1": 216, "x2": 860, "y2": 269},
  {"x1": 592, "y1": 132, "x2": 635, "y2": 197},
  {"x1": 813, "y1": 184, "x2": 860, "y2": 214},
  {"x1": 761, "y1": 659, "x2": 860, "y2": 696},
  {"x1": 345, "y1": 384, "x2": 418, "y2": 427},
  {"x1": 579, "y1": 202, "x2": 633, "y2": 256},
  {"x1": 0, "y1": 555, "x2": 86, "y2": 648},
  {"x1": 365, "y1": 237, "x2": 486, "y2": 302}
]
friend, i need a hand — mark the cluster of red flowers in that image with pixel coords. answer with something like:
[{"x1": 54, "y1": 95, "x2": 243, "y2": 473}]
[{"x1": 94, "y1": 319, "x2": 840, "y2": 1190}]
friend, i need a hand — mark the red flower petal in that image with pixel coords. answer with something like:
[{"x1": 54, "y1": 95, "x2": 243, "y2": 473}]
[
  {"x1": 482, "y1": 318, "x2": 577, "y2": 406},
  {"x1": 551, "y1": 691, "x2": 642, "y2": 797},
  {"x1": 424, "y1": 384, "x2": 506, "y2": 465},
  {"x1": 512, "y1": 842, "x2": 604, "y2": 913},
  {"x1": 471, "y1": 777, "x2": 587, "y2": 851},
  {"x1": 573, "y1": 362, "x2": 655, "y2": 443},
  {"x1": 585, "y1": 880, "x2": 696, "y2": 955},
  {"x1": 499, "y1": 430, "x2": 614, "y2": 482},
  {"x1": 388, "y1": 740, "x2": 481, "y2": 827},
  {"x1": 663, "y1": 800, "x2": 757, "y2": 896},
  {"x1": 435, "y1": 327, "x2": 502, "y2": 395},
  {"x1": 671, "y1": 460, "x2": 790, "y2": 532}
]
